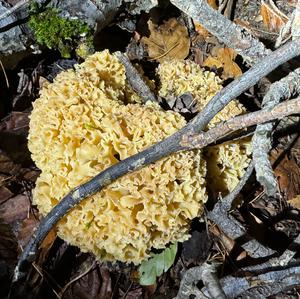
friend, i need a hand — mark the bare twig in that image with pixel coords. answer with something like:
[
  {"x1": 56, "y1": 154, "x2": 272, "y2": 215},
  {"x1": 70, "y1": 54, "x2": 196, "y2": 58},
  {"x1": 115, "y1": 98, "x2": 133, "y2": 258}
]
[
  {"x1": 182, "y1": 97, "x2": 300, "y2": 149},
  {"x1": 252, "y1": 68, "x2": 300, "y2": 196},
  {"x1": 115, "y1": 52, "x2": 157, "y2": 103},
  {"x1": 207, "y1": 161, "x2": 276, "y2": 258},
  {"x1": 243, "y1": 232, "x2": 300, "y2": 273},
  {"x1": 0, "y1": 59, "x2": 9, "y2": 88},
  {"x1": 273, "y1": 233, "x2": 300, "y2": 266},
  {"x1": 216, "y1": 261, "x2": 300, "y2": 298},
  {"x1": 236, "y1": 275, "x2": 300, "y2": 299},
  {"x1": 177, "y1": 245, "x2": 300, "y2": 298},
  {"x1": 13, "y1": 38, "x2": 300, "y2": 283},
  {"x1": 170, "y1": 0, "x2": 271, "y2": 65},
  {"x1": 0, "y1": 0, "x2": 29, "y2": 21}
]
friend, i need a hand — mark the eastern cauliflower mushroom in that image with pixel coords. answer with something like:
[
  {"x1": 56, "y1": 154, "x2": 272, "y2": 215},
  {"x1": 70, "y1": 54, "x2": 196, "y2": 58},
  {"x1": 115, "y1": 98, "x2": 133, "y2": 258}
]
[
  {"x1": 28, "y1": 50, "x2": 207, "y2": 264},
  {"x1": 157, "y1": 59, "x2": 251, "y2": 194}
]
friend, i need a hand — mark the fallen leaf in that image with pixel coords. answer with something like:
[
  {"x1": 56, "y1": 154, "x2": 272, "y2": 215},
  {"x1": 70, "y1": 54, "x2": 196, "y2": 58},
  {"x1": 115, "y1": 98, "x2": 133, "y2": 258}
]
[
  {"x1": 16, "y1": 214, "x2": 39, "y2": 248},
  {"x1": 203, "y1": 56, "x2": 223, "y2": 69},
  {"x1": 0, "y1": 111, "x2": 29, "y2": 133},
  {"x1": 138, "y1": 242, "x2": 177, "y2": 285},
  {"x1": 141, "y1": 18, "x2": 190, "y2": 62},
  {"x1": 0, "y1": 150, "x2": 21, "y2": 176},
  {"x1": 0, "y1": 194, "x2": 29, "y2": 224},
  {"x1": 0, "y1": 219, "x2": 18, "y2": 299},
  {"x1": 0, "y1": 186, "x2": 13, "y2": 204},
  {"x1": 234, "y1": 19, "x2": 259, "y2": 36},
  {"x1": 288, "y1": 0, "x2": 298, "y2": 7},
  {"x1": 209, "y1": 224, "x2": 235, "y2": 253},
  {"x1": 274, "y1": 219, "x2": 300, "y2": 239},
  {"x1": 119, "y1": 287, "x2": 143, "y2": 299},
  {"x1": 203, "y1": 47, "x2": 242, "y2": 79},
  {"x1": 271, "y1": 150, "x2": 300, "y2": 200},
  {"x1": 260, "y1": 0, "x2": 288, "y2": 32},
  {"x1": 98, "y1": 268, "x2": 112, "y2": 299},
  {"x1": 288, "y1": 194, "x2": 300, "y2": 209},
  {"x1": 207, "y1": 0, "x2": 218, "y2": 8},
  {"x1": 60, "y1": 257, "x2": 99, "y2": 299},
  {"x1": 194, "y1": 22, "x2": 211, "y2": 39},
  {"x1": 38, "y1": 228, "x2": 57, "y2": 262}
]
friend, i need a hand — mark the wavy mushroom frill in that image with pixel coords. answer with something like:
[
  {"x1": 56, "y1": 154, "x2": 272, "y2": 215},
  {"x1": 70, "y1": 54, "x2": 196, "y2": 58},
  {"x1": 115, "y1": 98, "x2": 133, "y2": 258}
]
[
  {"x1": 28, "y1": 51, "x2": 207, "y2": 264},
  {"x1": 157, "y1": 60, "x2": 252, "y2": 194}
]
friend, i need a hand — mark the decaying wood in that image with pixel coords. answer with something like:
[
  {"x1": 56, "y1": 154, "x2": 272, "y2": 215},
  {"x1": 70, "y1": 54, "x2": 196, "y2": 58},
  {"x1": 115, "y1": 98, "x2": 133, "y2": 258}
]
[{"x1": 115, "y1": 51, "x2": 157, "y2": 103}]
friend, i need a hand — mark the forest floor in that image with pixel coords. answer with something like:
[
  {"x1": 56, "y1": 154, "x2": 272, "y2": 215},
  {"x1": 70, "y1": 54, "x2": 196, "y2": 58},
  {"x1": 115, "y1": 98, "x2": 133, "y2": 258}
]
[{"x1": 1, "y1": 0, "x2": 300, "y2": 298}]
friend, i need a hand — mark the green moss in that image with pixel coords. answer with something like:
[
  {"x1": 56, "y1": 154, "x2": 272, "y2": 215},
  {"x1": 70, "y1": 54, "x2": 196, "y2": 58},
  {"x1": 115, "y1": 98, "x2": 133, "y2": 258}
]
[{"x1": 28, "y1": 5, "x2": 94, "y2": 58}]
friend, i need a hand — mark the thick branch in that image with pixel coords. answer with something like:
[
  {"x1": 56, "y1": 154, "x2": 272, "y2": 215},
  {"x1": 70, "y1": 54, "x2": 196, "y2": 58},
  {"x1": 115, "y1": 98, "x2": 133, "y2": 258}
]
[
  {"x1": 170, "y1": 0, "x2": 271, "y2": 64},
  {"x1": 14, "y1": 38, "x2": 300, "y2": 282}
]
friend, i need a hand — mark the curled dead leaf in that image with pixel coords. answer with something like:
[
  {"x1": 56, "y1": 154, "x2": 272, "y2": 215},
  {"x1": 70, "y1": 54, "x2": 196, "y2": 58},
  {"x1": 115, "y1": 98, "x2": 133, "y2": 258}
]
[
  {"x1": 260, "y1": 0, "x2": 288, "y2": 32},
  {"x1": 288, "y1": 195, "x2": 300, "y2": 210},
  {"x1": 141, "y1": 18, "x2": 190, "y2": 62},
  {"x1": 203, "y1": 47, "x2": 242, "y2": 79},
  {"x1": 194, "y1": 21, "x2": 211, "y2": 39},
  {"x1": 271, "y1": 149, "x2": 300, "y2": 200}
]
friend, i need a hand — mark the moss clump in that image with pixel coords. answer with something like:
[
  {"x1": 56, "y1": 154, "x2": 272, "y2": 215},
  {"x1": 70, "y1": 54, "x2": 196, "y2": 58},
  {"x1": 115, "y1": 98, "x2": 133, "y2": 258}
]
[{"x1": 28, "y1": 6, "x2": 94, "y2": 58}]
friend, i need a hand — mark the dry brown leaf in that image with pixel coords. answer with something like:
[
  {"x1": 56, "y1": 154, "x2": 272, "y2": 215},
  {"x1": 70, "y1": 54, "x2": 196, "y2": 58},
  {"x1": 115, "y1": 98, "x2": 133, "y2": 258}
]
[
  {"x1": 0, "y1": 219, "x2": 18, "y2": 297},
  {"x1": 288, "y1": 194, "x2": 300, "y2": 209},
  {"x1": 203, "y1": 56, "x2": 223, "y2": 69},
  {"x1": 35, "y1": 228, "x2": 57, "y2": 266},
  {"x1": 16, "y1": 214, "x2": 39, "y2": 248},
  {"x1": 0, "y1": 194, "x2": 29, "y2": 224},
  {"x1": 141, "y1": 18, "x2": 190, "y2": 62},
  {"x1": 271, "y1": 150, "x2": 300, "y2": 200},
  {"x1": 0, "y1": 150, "x2": 21, "y2": 176},
  {"x1": 260, "y1": 0, "x2": 288, "y2": 32},
  {"x1": 194, "y1": 22, "x2": 211, "y2": 39},
  {"x1": 203, "y1": 47, "x2": 242, "y2": 79},
  {"x1": 0, "y1": 186, "x2": 13, "y2": 204}
]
